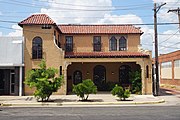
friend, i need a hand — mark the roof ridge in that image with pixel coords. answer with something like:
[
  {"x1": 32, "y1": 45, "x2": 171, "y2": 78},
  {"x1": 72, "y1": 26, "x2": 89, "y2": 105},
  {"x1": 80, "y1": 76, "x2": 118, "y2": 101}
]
[
  {"x1": 18, "y1": 14, "x2": 56, "y2": 27},
  {"x1": 58, "y1": 24, "x2": 133, "y2": 26}
]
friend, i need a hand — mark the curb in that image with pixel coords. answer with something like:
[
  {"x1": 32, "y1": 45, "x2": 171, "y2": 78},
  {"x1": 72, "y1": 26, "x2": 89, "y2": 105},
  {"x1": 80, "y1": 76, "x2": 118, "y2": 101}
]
[{"x1": 0, "y1": 99, "x2": 165, "y2": 107}]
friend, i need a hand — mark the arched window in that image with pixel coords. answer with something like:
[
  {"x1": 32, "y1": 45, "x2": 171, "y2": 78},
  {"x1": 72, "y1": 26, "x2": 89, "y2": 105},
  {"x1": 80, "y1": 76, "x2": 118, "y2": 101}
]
[
  {"x1": 73, "y1": 70, "x2": 82, "y2": 85},
  {"x1": 109, "y1": 36, "x2": 117, "y2": 51},
  {"x1": 119, "y1": 36, "x2": 127, "y2": 51},
  {"x1": 32, "y1": 37, "x2": 42, "y2": 59}
]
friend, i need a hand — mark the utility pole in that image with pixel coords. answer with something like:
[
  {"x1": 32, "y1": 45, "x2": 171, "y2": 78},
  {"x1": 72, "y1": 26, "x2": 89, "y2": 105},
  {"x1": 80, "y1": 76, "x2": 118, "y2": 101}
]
[
  {"x1": 168, "y1": 8, "x2": 180, "y2": 31},
  {"x1": 153, "y1": 3, "x2": 166, "y2": 96}
]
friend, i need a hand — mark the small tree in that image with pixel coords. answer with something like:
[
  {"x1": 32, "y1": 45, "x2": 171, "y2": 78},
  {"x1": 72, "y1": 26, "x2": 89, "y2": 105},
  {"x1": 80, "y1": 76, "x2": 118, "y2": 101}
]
[
  {"x1": 72, "y1": 79, "x2": 97, "y2": 101},
  {"x1": 111, "y1": 84, "x2": 130, "y2": 101},
  {"x1": 25, "y1": 60, "x2": 63, "y2": 102}
]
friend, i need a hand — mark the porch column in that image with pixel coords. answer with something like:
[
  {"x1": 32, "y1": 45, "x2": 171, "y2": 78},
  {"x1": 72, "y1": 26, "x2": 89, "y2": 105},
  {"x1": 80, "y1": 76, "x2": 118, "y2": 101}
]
[
  {"x1": 64, "y1": 62, "x2": 71, "y2": 95},
  {"x1": 19, "y1": 66, "x2": 23, "y2": 96},
  {"x1": 136, "y1": 61, "x2": 146, "y2": 94}
]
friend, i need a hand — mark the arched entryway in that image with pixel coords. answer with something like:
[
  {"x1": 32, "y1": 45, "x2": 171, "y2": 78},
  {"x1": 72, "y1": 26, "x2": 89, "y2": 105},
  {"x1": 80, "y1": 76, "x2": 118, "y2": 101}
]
[
  {"x1": 73, "y1": 70, "x2": 82, "y2": 85},
  {"x1": 93, "y1": 65, "x2": 106, "y2": 90},
  {"x1": 119, "y1": 65, "x2": 131, "y2": 85}
]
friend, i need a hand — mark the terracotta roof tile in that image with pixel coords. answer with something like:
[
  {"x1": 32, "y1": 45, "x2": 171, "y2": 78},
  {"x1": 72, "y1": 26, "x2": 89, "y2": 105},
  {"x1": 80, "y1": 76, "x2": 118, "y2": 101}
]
[
  {"x1": 59, "y1": 25, "x2": 143, "y2": 34},
  {"x1": 65, "y1": 52, "x2": 149, "y2": 58},
  {"x1": 19, "y1": 14, "x2": 143, "y2": 34},
  {"x1": 18, "y1": 14, "x2": 56, "y2": 26}
]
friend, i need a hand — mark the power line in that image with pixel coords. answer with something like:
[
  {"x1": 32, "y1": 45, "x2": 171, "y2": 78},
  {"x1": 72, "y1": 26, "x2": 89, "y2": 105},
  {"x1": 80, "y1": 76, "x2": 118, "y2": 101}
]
[
  {"x1": 0, "y1": 0, "x2": 153, "y2": 11},
  {"x1": 159, "y1": 29, "x2": 179, "y2": 44},
  {"x1": 142, "y1": 43, "x2": 180, "y2": 49},
  {"x1": 159, "y1": 42, "x2": 180, "y2": 50},
  {"x1": 33, "y1": 0, "x2": 152, "y2": 8},
  {"x1": 0, "y1": 19, "x2": 179, "y2": 26}
]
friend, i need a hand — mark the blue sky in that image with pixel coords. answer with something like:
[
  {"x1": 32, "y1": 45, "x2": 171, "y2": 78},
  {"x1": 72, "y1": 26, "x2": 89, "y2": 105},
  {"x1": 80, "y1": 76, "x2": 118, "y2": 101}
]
[{"x1": 0, "y1": 0, "x2": 179, "y2": 55}]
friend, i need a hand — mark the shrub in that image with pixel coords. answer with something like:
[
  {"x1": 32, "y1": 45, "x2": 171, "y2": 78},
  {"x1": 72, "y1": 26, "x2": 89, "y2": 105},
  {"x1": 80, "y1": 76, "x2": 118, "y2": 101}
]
[
  {"x1": 111, "y1": 84, "x2": 130, "y2": 101},
  {"x1": 130, "y1": 70, "x2": 142, "y2": 94},
  {"x1": 25, "y1": 60, "x2": 63, "y2": 102},
  {"x1": 72, "y1": 79, "x2": 97, "y2": 101}
]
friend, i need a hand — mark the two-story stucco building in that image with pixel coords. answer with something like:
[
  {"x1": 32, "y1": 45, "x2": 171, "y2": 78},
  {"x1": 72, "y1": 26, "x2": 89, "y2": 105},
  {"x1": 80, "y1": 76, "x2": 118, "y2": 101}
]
[{"x1": 18, "y1": 14, "x2": 152, "y2": 95}]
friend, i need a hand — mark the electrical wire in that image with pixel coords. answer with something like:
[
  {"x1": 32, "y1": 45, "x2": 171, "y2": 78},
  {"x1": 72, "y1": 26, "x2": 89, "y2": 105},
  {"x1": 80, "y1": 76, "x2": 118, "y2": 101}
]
[
  {"x1": 0, "y1": 0, "x2": 153, "y2": 11},
  {"x1": 159, "y1": 29, "x2": 179, "y2": 44}
]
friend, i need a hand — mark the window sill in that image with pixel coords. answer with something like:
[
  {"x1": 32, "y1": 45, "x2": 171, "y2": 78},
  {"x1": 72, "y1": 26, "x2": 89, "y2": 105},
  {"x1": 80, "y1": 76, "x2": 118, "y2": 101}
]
[{"x1": 31, "y1": 58, "x2": 42, "y2": 61}]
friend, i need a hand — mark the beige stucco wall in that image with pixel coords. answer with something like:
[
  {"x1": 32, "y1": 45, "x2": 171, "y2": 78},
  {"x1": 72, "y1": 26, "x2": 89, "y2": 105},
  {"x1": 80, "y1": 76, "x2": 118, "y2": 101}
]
[
  {"x1": 61, "y1": 34, "x2": 140, "y2": 52},
  {"x1": 23, "y1": 25, "x2": 66, "y2": 95}
]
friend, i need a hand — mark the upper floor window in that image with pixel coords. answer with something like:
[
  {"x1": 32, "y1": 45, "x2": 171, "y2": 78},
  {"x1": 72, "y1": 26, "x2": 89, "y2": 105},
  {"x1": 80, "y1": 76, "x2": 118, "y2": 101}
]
[
  {"x1": 161, "y1": 62, "x2": 172, "y2": 68},
  {"x1": 32, "y1": 37, "x2": 42, "y2": 59},
  {"x1": 119, "y1": 36, "x2": 127, "y2": 51},
  {"x1": 41, "y1": 24, "x2": 51, "y2": 29},
  {"x1": 65, "y1": 36, "x2": 73, "y2": 52},
  {"x1": 109, "y1": 36, "x2": 117, "y2": 51},
  {"x1": 174, "y1": 59, "x2": 180, "y2": 68},
  {"x1": 93, "y1": 36, "x2": 101, "y2": 51}
]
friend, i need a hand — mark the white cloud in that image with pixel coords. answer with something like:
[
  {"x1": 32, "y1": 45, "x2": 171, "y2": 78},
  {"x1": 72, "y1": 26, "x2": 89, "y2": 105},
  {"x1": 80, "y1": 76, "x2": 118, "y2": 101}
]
[
  {"x1": 158, "y1": 29, "x2": 180, "y2": 54},
  {"x1": 0, "y1": 31, "x2": 2, "y2": 36},
  {"x1": 98, "y1": 14, "x2": 143, "y2": 24},
  {"x1": 8, "y1": 25, "x2": 22, "y2": 37},
  {"x1": 41, "y1": 0, "x2": 112, "y2": 24}
]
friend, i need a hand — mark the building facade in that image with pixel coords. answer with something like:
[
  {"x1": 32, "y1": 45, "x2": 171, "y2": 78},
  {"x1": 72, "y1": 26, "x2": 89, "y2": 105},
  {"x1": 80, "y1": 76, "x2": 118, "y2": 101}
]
[
  {"x1": 18, "y1": 14, "x2": 152, "y2": 95},
  {"x1": 158, "y1": 50, "x2": 180, "y2": 86},
  {"x1": 0, "y1": 37, "x2": 24, "y2": 96}
]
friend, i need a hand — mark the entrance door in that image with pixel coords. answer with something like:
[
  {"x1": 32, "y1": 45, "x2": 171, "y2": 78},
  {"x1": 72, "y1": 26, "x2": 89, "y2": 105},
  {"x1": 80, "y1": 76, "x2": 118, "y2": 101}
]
[
  {"x1": 93, "y1": 65, "x2": 106, "y2": 90},
  {"x1": 119, "y1": 65, "x2": 131, "y2": 85},
  {"x1": 10, "y1": 70, "x2": 15, "y2": 94},
  {"x1": 0, "y1": 70, "x2": 5, "y2": 95}
]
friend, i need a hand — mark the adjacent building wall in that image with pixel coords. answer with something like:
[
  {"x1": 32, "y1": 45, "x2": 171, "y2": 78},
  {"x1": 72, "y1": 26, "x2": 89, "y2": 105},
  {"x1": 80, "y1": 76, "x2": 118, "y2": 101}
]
[
  {"x1": 0, "y1": 37, "x2": 24, "y2": 96},
  {"x1": 159, "y1": 50, "x2": 180, "y2": 86}
]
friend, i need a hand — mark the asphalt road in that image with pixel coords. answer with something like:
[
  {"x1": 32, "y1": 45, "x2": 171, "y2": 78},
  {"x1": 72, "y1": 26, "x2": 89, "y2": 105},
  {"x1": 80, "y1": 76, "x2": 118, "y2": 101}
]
[{"x1": 0, "y1": 106, "x2": 180, "y2": 120}]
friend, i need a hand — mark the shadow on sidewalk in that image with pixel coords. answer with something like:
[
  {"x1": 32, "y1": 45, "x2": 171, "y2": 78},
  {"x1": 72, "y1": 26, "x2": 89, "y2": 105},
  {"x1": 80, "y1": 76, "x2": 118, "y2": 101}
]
[{"x1": 160, "y1": 88, "x2": 179, "y2": 96}]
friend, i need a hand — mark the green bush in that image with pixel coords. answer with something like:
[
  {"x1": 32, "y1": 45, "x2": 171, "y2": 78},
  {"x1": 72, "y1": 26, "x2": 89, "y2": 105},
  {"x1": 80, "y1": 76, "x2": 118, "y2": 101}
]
[
  {"x1": 111, "y1": 84, "x2": 130, "y2": 101},
  {"x1": 130, "y1": 71, "x2": 142, "y2": 94},
  {"x1": 72, "y1": 79, "x2": 97, "y2": 101},
  {"x1": 25, "y1": 60, "x2": 63, "y2": 102}
]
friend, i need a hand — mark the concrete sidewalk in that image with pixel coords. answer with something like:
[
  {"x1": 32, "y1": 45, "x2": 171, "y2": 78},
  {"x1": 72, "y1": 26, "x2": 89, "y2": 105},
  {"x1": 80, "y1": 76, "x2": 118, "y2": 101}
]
[{"x1": 0, "y1": 94, "x2": 165, "y2": 107}]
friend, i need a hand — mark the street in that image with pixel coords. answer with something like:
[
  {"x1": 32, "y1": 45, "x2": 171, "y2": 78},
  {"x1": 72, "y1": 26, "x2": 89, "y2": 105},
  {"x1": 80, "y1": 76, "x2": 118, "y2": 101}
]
[
  {"x1": 0, "y1": 88, "x2": 180, "y2": 120},
  {"x1": 0, "y1": 106, "x2": 180, "y2": 120}
]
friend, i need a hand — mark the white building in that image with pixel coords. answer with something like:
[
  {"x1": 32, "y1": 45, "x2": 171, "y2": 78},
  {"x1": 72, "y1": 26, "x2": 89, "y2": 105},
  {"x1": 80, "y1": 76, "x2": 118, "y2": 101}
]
[{"x1": 0, "y1": 37, "x2": 24, "y2": 96}]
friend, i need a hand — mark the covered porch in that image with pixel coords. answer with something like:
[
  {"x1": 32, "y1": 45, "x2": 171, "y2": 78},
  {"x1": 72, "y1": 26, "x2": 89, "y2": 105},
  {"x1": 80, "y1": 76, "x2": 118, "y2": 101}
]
[
  {"x1": 67, "y1": 62, "x2": 141, "y2": 92},
  {"x1": 64, "y1": 55, "x2": 152, "y2": 95}
]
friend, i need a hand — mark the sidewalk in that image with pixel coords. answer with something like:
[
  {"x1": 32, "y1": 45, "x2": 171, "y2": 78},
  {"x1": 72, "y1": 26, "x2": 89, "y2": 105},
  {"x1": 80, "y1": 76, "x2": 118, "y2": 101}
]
[{"x1": 0, "y1": 94, "x2": 165, "y2": 107}]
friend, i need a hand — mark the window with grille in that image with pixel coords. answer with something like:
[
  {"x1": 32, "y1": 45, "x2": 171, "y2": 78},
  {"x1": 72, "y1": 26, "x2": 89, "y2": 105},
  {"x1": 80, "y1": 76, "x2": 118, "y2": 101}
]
[
  {"x1": 119, "y1": 36, "x2": 127, "y2": 51},
  {"x1": 65, "y1": 36, "x2": 73, "y2": 52},
  {"x1": 109, "y1": 36, "x2": 117, "y2": 51},
  {"x1": 93, "y1": 36, "x2": 101, "y2": 51}
]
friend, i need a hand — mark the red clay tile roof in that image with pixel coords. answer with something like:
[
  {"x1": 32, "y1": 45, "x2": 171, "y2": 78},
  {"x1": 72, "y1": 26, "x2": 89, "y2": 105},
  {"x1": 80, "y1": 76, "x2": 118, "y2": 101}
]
[
  {"x1": 18, "y1": 14, "x2": 56, "y2": 27},
  {"x1": 19, "y1": 14, "x2": 143, "y2": 34},
  {"x1": 65, "y1": 52, "x2": 149, "y2": 58},
  {"x1": 59, "y1": 25, "x2": 143, "y2": 34}
]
